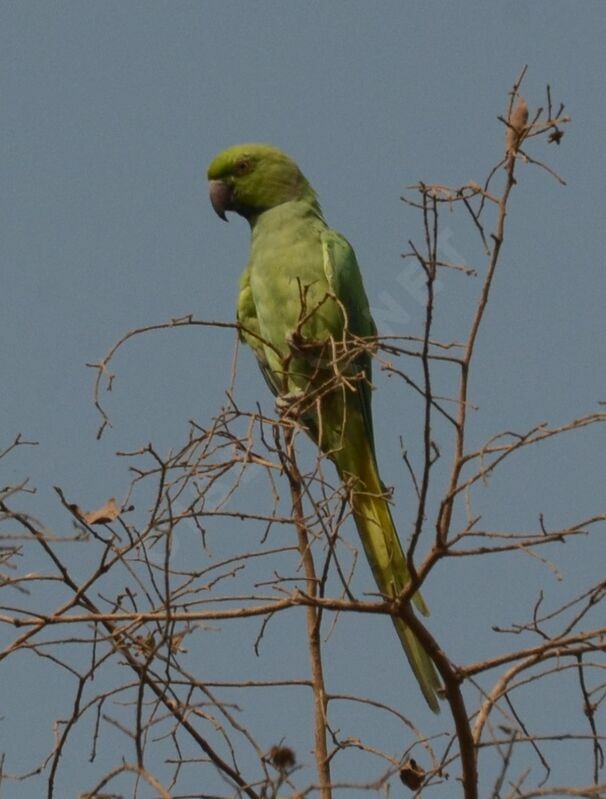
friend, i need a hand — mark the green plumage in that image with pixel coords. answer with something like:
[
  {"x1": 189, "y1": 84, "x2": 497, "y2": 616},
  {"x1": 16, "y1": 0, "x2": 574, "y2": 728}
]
[{"x1": 208, "y1": 144, "x2": 441, "y2": 712}]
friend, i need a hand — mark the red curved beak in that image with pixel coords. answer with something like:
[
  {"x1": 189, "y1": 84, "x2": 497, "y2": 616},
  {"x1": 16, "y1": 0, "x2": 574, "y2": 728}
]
[{"x1": 208, "y1": 180, "x2": 232, "y2": 221}]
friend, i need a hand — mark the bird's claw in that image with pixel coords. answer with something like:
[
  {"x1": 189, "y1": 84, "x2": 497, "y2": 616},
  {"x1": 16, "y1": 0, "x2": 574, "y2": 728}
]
[{"x1": 276, "y1": 391, "x2": 304, "y2": 418}]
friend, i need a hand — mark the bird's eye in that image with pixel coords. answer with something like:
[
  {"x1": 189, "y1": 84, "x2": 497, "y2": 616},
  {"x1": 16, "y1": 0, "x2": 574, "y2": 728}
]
[{"x1": 234, "y1": 158, "x2": 252, "y2": 176}]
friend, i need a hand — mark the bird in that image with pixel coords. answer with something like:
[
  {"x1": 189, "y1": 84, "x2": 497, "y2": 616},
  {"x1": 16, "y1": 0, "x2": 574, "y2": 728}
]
[{"x1": 207, "y1": 144, "x2": 441, "y2": 712}]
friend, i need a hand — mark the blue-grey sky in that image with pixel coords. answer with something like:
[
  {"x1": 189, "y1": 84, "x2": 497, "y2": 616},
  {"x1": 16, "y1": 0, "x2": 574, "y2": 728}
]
[{"x1": 1, "y1": 3, "x2": 605, "y2": 797}]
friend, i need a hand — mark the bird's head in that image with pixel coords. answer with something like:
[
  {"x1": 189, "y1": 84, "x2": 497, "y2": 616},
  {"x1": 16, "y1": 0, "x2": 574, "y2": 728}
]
[{"x1": 207, "y1": 143, "x2": 317, "y2": 222}]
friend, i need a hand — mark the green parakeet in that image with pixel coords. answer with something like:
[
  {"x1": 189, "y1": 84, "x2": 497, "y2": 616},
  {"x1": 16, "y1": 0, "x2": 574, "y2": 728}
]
[{"x1": 207, "y1": 144, "x2": 441, "y2": 712}]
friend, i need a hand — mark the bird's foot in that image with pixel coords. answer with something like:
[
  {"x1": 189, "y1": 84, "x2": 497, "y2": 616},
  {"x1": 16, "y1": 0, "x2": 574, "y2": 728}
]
[{"x1": 276, "y1": 391, "x2": 305, "y2": 419}]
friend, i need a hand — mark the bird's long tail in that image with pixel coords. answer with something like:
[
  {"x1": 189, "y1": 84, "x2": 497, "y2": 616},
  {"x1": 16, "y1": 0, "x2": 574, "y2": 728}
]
[{"x1": 332, "y1": 436, "x2": 442, "y2": 713}]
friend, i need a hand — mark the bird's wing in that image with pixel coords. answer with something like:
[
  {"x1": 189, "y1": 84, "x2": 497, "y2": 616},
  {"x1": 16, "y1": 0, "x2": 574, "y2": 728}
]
[{"x1": 321, "y1": 228, "x2": 378, "y2": 453}]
